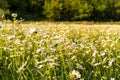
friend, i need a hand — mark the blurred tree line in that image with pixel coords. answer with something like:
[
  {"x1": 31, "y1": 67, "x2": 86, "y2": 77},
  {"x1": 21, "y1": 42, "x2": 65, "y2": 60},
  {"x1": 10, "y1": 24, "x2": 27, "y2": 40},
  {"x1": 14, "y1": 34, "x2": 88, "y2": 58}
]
[{"x1": 0, "y1": 0, "x2": 120, "y2": 21}]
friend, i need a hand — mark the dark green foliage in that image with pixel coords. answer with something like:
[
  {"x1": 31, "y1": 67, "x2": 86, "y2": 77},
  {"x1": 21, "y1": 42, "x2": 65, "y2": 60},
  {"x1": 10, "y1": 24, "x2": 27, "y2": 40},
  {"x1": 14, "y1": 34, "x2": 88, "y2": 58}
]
[
  {"x1": 1, "y1": 0, "x2": 120, "y2": 21},
  {"x1": 43, "y1": 0, "x2": 93, "y2": 21},
  {"x1": 0, "y1": 0, "x2": 9, "y2": 20},
  {"x1": 43, "y1": 0, "x2": 62, "y2": 20}
]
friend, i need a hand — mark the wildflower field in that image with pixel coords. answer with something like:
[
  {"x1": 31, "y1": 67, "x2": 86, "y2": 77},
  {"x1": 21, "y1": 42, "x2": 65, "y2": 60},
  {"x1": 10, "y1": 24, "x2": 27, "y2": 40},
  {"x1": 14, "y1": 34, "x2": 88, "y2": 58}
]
[{"x1": 0, "y1": 22, "x2": 120, "y2": 80}]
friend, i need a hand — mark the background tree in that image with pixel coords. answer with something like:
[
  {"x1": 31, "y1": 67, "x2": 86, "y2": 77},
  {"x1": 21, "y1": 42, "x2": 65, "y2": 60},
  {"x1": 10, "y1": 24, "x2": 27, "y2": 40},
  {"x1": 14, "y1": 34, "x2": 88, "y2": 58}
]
[
  {"x1": 43, "y1": 0, "x2": 62, "y2": 20},
  {"x1": 7, "y1": 0, "x2": 44, "y2": 20},
  {"x1": 1, "y1": 0, "x2": 120, "y2": 21},
  {"x1": 0, "y1": 0, "x2": 9, "y2": 20},
  {"x1": 89, "y1": 0, "x2": 107, "y2": 21},
  {"x1": 113, "y1": 0, "x2": 120, "y2": 20},
  {"x1": 43, "y1": 0, "x2": 93, "y2": 21}
]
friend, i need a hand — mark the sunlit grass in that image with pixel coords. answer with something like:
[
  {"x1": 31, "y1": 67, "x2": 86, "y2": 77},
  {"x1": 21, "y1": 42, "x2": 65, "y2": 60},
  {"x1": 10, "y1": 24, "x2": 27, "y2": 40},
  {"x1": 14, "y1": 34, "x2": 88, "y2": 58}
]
[{"x1": 0, "y1": 22, "x2": 120, "y2": 80}]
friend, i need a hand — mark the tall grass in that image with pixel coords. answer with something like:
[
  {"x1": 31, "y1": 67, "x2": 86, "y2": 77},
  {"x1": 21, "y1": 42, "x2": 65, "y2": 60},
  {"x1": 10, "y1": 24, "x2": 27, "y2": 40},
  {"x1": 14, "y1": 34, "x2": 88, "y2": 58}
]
[{"x1": 0, "y1": 22, "x2": 120, "y2": 80}]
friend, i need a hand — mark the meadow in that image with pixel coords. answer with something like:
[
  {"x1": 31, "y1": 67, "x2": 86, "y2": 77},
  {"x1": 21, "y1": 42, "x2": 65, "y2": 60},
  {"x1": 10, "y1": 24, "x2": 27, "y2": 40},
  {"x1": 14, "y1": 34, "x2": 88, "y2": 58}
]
[{"x1": 0, "y1": 21, "x2": 120, "y2": 80}]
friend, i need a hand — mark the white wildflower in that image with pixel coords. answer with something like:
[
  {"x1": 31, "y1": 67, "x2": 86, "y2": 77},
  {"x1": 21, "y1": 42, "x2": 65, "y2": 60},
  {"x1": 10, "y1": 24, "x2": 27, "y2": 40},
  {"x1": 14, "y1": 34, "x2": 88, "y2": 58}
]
[
  {"x1": 53, "y1": 36, "x2": 60, "y2": 39},
  {"x1": 3, "y1": 47, "x2": 7, "y2": 51},
  {"x1": 76, "y1": 64, "x2": 84, "y2": 70},
  {"x1": 103, "y1": 57, "x2": 107, "y2": 64},
  {"x1": 90, "y1": 44, "x2": 98, "y2": 57},
  {"x1": 68, "y1": 52, "x2": 73, "y2": 55},
  {"x1": 43, "y1": 34, "x2": 49, "y2": 38},
  {"x1": 45, "y1": 57, "x2": 54, "y2": 62},
  {"x1": 49, "y1": 62, "x2": 59, "y2": 68},
  {"x1": 39, "y1": 40, "x2": 45, "y2": 45},
  {"x1": 70, "y1": 70, "x2": 81, "y2": 79},
  {"x1": 11, "y1": 13, "x2": 18, "y2": 17},
  {"x1": 101, "y1": 76, "x2": 107, "y2": 80},
  {"x1": 29, "y1": 28, "x2": 40, "y2": 34},
  {"x1": 0, "y1": 23, "x2": 4, "y2": 28},
  {"x1": 117, "y1": 53, "x2": 120, "y2": 58},
  {"x1": 49, "y1": 47, "x2": 56, "y2": 52},
  {"x1": 20, "y1": 47, "x2": 24, "y2": 51},
  {"x1": 8, "y1": 63, "x2": 12, "y2": 69},
  {"x1": 10, "y1": 54, "x2": 20, "y2": 58},
  {"x1": 117, "y1": 55, "x2": 120, "y2": 58},
  {"x1": 7, "y1": 35, "x2": 15, "y2": 40},
  {"x1": 80, "y1": 43, "x2": 84, "y2": 48},
  {"x1": 92, "y1": 49, "x2": 98, "y2": 57},
  {"x1": 2, "y1": 14, "x2": 4, "y2": 18},
  {"x1": 110, "y1": 43, "x2": 114, "y2": 48},
  {"x1": 36, "y1": 48, "x2": 42, "y2": 53},
  {"x1": 108, "y1": 58, "x2": 115, "y2": 67},
  {"x1": 28, "y1": 42, "x2": 33, "y2": 48},
  {"x1": 36, "y1": 47, "x2": 45, "y2": 53},
  {"x1": 37, "y1": 57, "x2": 54, "y2": 64},
  {"x1": 93, "y1": 62, "x2": 101, "y2": 66},
  {"x1": 17, "y1": 61, "x2": 27, "y2": 73},
  {"x1": 110, "y1": 77, "x2": 115, "y2": 80},
  {"x1": 38, "y1": 65, "x2": 43, "y2": 69},
  {"x1": 50, "y1": 41, "x2": 58, "y2": 48},
  {"x1": 14, "y1": 39, "x2": 21, "y2": 45},
  {"x1": 71, "y1": 56, "x2": 76, "y2": 60},
  {"x1": 100, "y1": 51, "x2": 106, "y2": 56}
]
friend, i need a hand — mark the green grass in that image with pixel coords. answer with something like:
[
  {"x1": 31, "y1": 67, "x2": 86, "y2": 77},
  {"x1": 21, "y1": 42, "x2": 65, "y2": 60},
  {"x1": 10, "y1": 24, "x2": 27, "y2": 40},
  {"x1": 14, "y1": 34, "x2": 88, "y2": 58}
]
[{"x1": 0, "y1": 22, "x2": 120, "y2": 80}]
